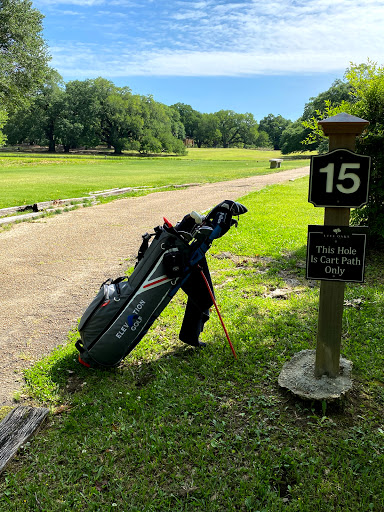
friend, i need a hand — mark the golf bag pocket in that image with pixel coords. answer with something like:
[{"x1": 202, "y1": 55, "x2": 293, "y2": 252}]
[
  {"x1": 163, "y1": 249, "x2": 184, "y2": 278},
  {"x1": 78, "y1": 278, "x2": 134, "y2": 346}
]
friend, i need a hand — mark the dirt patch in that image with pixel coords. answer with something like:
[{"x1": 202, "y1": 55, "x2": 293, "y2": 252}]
[{"x1": 0, "y1": 167, "x2": 309, "y2": 406}]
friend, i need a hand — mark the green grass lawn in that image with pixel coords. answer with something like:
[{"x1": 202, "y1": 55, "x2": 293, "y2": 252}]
[
  {"x1": 1, "y1": 177, "x2": 383, "y2": 511},
  {"x1": 0, "y1": 148, "x2": 310, "y2": 208}
]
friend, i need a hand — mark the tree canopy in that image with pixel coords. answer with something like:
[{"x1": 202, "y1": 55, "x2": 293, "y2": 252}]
[
  {"x1": 0, "y1": 0, "x2": 52, "y2": 145},
  {"x1": 5, "y1": 76, "x2": 187, "y2": 155},
  {"x1": 259, "y1": 114, "x2": 291, "y2": 150},
  {"x1": 170, "y1": 103, "x2": 201, "y2": 139},
  {"x1": 0, "y1": 110, "x2": 7, "y2": 145},
  {"x1": 279, "y1": 79, "x2": 356, "y2": 155},
  {"x1": 344, "y1": 62, "x2": 384, "y2": 245},
  {"x1": 0, "y1": 0, "x2": 51, "y2": 113},
  {"x1": 302, "y1": 61, "x2": 384, "y2": 246}
]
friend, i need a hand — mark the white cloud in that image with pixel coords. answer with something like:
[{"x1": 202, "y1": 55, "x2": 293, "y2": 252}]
[
  {"x1": 51, "y1": 46, "x2": 381, "y2": 79},
  {"x1": 59, "y1": 9, "x2": 82, "y2": 15},
  {"x1": 35, "y1": 0, "x2": 140, "y2": 6},
  {"x1": 36, "y1": 0, "x2": 105, "y2": 5},
  {"x1": 44, "y1": 0, "x2": 384, "y2": 77}
]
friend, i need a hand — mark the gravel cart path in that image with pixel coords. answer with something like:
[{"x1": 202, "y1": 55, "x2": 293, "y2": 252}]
[{"x1": 0, "y1": 167, "x2": 309, "y2": 406}]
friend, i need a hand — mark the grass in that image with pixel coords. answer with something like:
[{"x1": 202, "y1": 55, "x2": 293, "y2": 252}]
[
  {"x1": 1, "y1": 178, "x2": 383, "y2": 511},
  {"x1": 0, "y1": 148, "x2": 311, "y2": 208}
]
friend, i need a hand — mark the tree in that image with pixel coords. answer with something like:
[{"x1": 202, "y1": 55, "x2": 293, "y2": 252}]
[
  {"x1": 212, "y1": 110, "x2": 257, "y2": 148},
  {"x1": 56, "y1": 79, "x2": 102, "y2": 152},
  {"x1": 139, "y1": 96, "x2": 186, "y2": 154},
  {"x1": 186, "y1": 109, "x2": 262, "y2": 148},
  {"x1": 303, "y1": 61, "x2": 384, "y2": 246},
  {"x1": 213, "y1": 110, "x2": 237, "y2": 147},
  {"x1": 0, "y1": 109, "x2": 7, "y2": 146},
  {"x1": 166, "y1": 106, "x2": 185, "y2": 140},
  {"x1": 3, "y1": 106, "x2": 36, "y2": 145},
  {"x1": 255, "y1": 130, "x2": 271, "y2": 148},
  {"x1": 302, "y1": 79, "x2": 354, "y2": 121},
  {"x1": 280, "y1": 78, "x2": 356, "y2": 154},
  {"x1": 345, "y1": 62, "x2": 384, "y2": 246},
  {"x1": 4, "y1": 76, "x2": 187, "y2": 155},
  {"x1": 0, "y1": 0, "x2": 51, "y2": 114},
  {"x1": 193, "y1": 113, "x2": 221, "y2": 147},
  {"x1": 79, "y1": 78, "x2": 142, "y2": 154},
  {"x1": 4, "y1": 69, "x2": 65, "y2": 152},
  {"x1": 170, "y1": 103, "x2": 202, "y2": 139},
  {"x1": 278, "y1": 80, "x2": 353, "y2": 154},
  {"x1": 280, "y1": 119, "x2": 312, "y2": 154},
  {"x1": 235, "y1": 112, "x2": 260, "y2": 147},
  {"x1": 91, "y1": 82, "x2": 185, "y2": 155},
  {"x1": 101, "y1": 89, "x2": 143, "y2": 154},
  {"x1": 259, "y1": 114, "x2": 291, "y2": 150},
  {"x1": 30, "y1": 77, "x2": 65, "y2": 152}
]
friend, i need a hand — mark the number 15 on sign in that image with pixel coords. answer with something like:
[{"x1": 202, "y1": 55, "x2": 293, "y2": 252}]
[{"x1": 308, "y1": 149, "x2": 371, "y2": 208}]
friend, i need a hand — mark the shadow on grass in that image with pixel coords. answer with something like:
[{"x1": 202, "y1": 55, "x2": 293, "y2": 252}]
[
  {"x1": 23, "y1": 248, "x2": 323, "y2": 409},
  {"x1": 24, "y1": 285, "x2": 319, "y2": 410},
  {"x1": 24, "y1": 245, "x2": 383, "y2": 413}
]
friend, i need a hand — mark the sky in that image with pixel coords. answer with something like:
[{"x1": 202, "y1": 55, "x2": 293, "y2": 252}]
[{"x1": 32, "y1": 0, "x2": 384, "y2": 122}]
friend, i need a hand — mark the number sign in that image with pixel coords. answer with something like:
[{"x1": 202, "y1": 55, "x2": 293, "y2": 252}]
[{"x1": 308, "y1": 149, "x2": 371, "y2": 208}]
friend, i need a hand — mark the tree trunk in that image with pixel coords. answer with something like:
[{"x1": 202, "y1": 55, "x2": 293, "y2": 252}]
[
  {"x1": 47, "y1": 123, "x2": 56, "y2": 152},
  {"x1": 48, "y1": 138, "x2": 56, "y2": 152}
]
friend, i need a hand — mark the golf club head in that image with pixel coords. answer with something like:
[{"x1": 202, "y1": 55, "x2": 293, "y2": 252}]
[
  {"x1": 207, "y1": 200, "x2": 248, "y2": 220},
  {"x1": 229, "y1": 201, "x2": 248, "y2": 216}
]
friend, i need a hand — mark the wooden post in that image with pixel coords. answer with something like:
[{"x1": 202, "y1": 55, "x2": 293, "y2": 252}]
[
  {"x1": 0, "y1": 406, "x2": 49, "y2": 474},
  {"x1": 314, "y1": 113, "x2": 369, "y2": 377}
]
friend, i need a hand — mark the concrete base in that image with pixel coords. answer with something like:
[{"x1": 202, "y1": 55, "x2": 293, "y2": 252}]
[{"x1": 278, "y1": 349, "x2": 353, "y2": 400}]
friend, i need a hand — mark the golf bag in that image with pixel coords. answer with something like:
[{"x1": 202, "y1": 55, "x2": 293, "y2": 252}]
[{"x1": 76, "y1": 199, "x2": 247, "y2": 368}]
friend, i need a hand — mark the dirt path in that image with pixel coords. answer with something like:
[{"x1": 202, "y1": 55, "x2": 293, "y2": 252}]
[{"x1": 0, "y1": 167, "x2": 309, "y2": 406}]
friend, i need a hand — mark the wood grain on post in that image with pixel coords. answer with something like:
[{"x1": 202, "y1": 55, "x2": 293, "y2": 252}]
[
  {"x1": 314, "y1": 113, "x2": 369, "y2": 377},
  {"x1": 0, "y1": 406, "x2": 49, "y2": 474}
]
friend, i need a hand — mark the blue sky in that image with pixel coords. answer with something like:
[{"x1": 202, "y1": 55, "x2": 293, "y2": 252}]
[{"x1": 33, "y1": 0, "x2": 384, "y2": 122}]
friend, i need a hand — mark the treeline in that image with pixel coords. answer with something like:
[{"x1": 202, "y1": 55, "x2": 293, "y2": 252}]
[
  {"x1": 279, "y1": 79, "x2": 353, "y2": 154},
  {"x1": 170, "y1": 104, "x2": 271, "y2": 149},
  {"x1": 3, "y1": 72, "x2": 283, "y2": 154},
  {"x1": 3, "y1": 72, "x2": 354, "y2": 155},
  {"x1": 3, "y1": 72, "x2": 274, "y2": 154},
  {"x1": 4, "y1": 73, "x2": 187, "y2": 155},
  {"x1": 1, "y1": 73, "x2": 352, "y2": 155},
  {"x1": 4, "y1": 71, "x2": 347, "y2": 155}
]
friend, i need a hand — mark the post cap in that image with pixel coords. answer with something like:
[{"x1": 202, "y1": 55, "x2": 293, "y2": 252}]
[{"x1": 319, "y1": 112, "x2": 369, "y2": 136}]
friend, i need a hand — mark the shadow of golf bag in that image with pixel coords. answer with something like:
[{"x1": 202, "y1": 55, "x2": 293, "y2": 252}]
[{"x1": 76, "y1": 199, "x2": 247, "y2": 368}]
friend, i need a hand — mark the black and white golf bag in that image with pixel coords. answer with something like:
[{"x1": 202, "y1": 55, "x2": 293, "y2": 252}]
[{"x1": 76, "y1": 200, "x2": 247, "y2": 368}]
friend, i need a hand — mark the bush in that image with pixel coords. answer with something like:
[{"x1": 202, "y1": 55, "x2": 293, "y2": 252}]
[
  {"x1": 302, "y1": 62, "x2": 384, "y2": 246},
  {"x1": 347, "y1": 62, "x2": 384, "y2": 246},
  {"x1": 139, "y1": 134, "x2": 162, "y2": 154}
]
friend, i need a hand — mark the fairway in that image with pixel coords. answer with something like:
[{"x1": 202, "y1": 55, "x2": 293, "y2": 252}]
[{"x1": 0, "y1": 148, "x2": 310, "y2": 208}]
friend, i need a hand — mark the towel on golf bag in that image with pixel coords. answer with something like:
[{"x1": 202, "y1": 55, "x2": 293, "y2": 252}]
[{"x1": 76, "y1": 200, "x2": 247, "y2": 368}]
